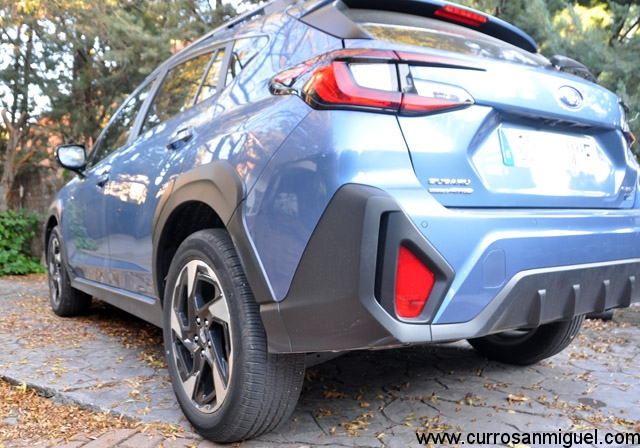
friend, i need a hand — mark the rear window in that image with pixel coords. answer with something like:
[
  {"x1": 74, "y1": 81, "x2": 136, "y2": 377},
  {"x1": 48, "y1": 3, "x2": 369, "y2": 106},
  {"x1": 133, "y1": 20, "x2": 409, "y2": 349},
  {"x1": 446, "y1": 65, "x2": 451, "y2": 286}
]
[{"x1": 347, "y1": 10, "x2": 548, "y2": 67}]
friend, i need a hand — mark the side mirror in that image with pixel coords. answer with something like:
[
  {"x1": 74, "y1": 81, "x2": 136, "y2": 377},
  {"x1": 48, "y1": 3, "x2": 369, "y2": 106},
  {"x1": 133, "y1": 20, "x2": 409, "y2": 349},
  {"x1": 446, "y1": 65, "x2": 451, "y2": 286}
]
[{"x1": 55, "y1": 144, "x2": 87, "y2": 174}]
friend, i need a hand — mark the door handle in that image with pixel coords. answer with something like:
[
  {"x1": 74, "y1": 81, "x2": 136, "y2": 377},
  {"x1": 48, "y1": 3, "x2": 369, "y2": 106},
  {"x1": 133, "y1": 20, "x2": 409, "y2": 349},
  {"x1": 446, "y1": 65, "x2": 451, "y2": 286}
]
[
  {"x1": 166, "y1": 127, "x2": 193, "y2": 150},
  {"x1": 96, "y1": 172, "x2": 110, "y2": 188}
]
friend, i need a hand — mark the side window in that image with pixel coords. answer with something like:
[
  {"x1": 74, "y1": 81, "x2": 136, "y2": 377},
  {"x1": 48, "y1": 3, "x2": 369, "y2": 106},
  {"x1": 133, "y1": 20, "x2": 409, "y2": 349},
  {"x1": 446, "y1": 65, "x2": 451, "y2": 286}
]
[
  {"x1": 142, "y1": 52, "x2": 216, "y2": 133},
  {"x1": 225, "y1": 37, "x2": 268, "y2": 85},
  {"x1": 89, "y1": 81, "x2": 154, "y2": 167},
  {"x1": 195, "y1": 48, "x2": 226, "y2": 105}
]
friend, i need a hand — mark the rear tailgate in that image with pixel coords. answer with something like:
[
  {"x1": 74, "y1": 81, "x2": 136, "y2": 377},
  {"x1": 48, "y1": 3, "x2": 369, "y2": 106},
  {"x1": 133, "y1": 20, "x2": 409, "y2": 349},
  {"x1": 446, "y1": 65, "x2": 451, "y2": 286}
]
[{"x1": 391, "y1": 59, "x2": 637, "y2": 209}]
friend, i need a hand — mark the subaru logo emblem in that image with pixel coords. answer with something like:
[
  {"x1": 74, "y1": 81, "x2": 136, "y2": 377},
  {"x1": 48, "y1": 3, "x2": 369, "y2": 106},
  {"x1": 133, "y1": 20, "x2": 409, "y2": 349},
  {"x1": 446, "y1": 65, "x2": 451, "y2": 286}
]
[{"x1": 557, "y1": 86, "x2": 583, "y2": 110}]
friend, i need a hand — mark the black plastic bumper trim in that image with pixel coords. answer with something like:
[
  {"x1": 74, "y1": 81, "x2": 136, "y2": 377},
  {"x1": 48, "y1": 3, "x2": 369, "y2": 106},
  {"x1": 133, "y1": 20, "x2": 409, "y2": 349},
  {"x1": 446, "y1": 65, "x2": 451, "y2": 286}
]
[
  {"x1": 260, "y1": 183, "x2": 640, "y2": 353},
  {"x1": 431, "y1": 260, "x2": 640, "y2": 342},
  {"x1": 264, "y1": 183, "x2": 453, "y2": 353}
]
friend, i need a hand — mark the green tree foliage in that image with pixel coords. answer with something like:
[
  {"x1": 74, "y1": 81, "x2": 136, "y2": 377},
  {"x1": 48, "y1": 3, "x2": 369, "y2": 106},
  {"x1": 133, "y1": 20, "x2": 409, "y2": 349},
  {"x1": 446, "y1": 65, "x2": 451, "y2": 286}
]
[
  {"x1": 39, "y1": 0, "x2": 238, "y2": 146},
  {"x1": 0, "y1": 208, "x2": 45, "y2": 275},
  {"x1": 0, "y1": 0, "x2": 240, "y2": 213},
  {"x1": 0, "y1": 1, "x2": 43, "y2": 212}
]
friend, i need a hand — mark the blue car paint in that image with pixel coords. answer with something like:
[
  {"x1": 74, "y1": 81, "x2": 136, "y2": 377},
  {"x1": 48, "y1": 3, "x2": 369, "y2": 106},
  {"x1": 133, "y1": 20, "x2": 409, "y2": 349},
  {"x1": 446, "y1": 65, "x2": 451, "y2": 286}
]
[
  {"x1": 408, "y1": 207, "x2": 640, "y2": 324},
  {"x1": 103, "y1": 111, "x2": 189, "y2": 296},
  {"x1": 65, "y1": 14, "x2": 341, "y2": 297},
  {"x1": 61, "y1": 165, "x2": 111, "y2": 283},
  {"x1": 246, "y1": 110, "x2": 417, "y2": 300},
  {"x1": 399, "y1": 108, "x2": 635, "y2": 209}
]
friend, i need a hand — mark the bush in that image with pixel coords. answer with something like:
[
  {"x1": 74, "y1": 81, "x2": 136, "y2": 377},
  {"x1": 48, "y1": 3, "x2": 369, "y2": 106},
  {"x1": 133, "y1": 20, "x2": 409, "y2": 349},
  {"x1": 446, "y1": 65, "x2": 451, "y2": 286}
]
[{"x1": 0, "y1": 209, "x2": 46, "y2": 275}]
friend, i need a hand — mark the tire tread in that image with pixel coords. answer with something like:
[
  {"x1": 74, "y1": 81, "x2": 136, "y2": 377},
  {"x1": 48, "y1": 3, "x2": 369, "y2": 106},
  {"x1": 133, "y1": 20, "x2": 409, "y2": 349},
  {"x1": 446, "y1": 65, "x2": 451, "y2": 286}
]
[{"x1": 164, "y1": 229, "x2": 305, "y2": 443}]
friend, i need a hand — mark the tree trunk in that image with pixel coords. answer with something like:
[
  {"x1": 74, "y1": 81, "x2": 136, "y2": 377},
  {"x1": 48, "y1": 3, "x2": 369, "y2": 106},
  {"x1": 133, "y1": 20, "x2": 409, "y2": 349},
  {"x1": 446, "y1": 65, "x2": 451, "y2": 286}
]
[{"x1": 0, "y1": 110, "x2": 28, "y2": 213}]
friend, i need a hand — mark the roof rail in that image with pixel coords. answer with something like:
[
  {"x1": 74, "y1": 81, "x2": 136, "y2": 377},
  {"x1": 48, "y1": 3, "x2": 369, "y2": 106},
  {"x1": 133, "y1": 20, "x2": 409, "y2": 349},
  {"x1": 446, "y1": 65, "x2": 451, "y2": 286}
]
[{"x1": 192, "y1": 0, "x2": 296, "y2": 46}]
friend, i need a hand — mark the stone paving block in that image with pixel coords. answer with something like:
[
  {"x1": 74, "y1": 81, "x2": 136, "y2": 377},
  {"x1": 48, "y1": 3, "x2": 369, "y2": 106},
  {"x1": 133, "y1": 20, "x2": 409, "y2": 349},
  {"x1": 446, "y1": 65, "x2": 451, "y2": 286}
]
[
  {"x1": 155, "y1": 436, "x2": 202, "y2": 448},
  {"x1": 118, "y1": 432, "x2": 165, "y2": 448},
  {"x1": 54, "y1": 442, "x2": 85, "y2": 448},
  {"x1": 82, "y1": 429, "x2": 139, "y2": 448}
]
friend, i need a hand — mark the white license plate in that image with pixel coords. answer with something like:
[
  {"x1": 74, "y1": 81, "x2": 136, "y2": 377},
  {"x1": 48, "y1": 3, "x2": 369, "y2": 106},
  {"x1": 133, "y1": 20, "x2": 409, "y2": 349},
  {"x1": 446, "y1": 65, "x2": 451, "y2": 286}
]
[{"x1": 499, "y1": 128, "x2": 598, "y2": 170}]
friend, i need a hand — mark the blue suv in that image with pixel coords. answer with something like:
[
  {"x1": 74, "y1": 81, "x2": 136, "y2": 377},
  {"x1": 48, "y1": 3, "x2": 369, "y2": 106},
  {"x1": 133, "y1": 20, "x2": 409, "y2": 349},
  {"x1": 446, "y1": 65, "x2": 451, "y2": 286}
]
[{"x1": 46, "y1": 0, "x2": 639, "y2": 442}]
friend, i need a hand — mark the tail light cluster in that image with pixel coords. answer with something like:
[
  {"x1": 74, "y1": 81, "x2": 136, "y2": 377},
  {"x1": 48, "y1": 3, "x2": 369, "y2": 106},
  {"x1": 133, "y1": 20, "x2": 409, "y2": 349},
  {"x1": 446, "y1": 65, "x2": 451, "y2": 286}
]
[{"x1": 271, "y1": 49, "x2": 477, "y2": 116}]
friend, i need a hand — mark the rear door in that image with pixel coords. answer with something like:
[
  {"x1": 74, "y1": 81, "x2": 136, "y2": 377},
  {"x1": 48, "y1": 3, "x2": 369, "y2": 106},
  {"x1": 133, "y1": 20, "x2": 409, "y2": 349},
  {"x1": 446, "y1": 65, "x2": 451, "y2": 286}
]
[{"x1": 104, "y1": 45, "x2": 230, "y2": 297}]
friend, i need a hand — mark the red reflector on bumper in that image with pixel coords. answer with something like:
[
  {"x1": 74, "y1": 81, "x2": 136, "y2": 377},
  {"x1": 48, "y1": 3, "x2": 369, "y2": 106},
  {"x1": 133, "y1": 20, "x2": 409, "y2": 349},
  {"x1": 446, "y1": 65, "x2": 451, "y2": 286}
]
[{"x1": 395, "y1": 246, "x2": 435, "y2": 318}]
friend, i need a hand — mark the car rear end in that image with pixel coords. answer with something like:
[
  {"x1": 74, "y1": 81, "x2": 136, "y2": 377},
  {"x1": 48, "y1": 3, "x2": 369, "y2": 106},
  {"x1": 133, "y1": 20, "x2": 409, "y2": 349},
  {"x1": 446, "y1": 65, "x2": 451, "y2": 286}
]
[{"x1": 255, "y1": 0, "x2": 640, "y2": 352}]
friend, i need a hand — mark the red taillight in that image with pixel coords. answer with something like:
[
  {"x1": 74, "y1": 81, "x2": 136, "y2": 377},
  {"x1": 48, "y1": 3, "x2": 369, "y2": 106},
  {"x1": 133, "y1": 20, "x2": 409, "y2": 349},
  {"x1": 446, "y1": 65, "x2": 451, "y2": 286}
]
[
  {"x1": 402, "y1": 92, "x2": 468, "y2": 114},
  {"x1": 271, "y1": 50, "x2": 476, "y2": 116},
  {"x1": 395, "y1": 246, "x2": 435, "y2": 319},
  {"x1": 435, "y1": 5, "x2": 488, "y2": 27},
  {"x1": 304, "y1": 62, "x2": 401, "y2": 111}
]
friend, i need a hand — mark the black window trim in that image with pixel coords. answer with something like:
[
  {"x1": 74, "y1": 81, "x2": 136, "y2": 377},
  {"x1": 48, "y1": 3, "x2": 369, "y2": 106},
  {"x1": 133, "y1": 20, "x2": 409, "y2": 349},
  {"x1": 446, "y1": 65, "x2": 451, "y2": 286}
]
[
  {"x1": 87, "y1": 77, "x2": 160, "y2": 169},
  {"x1": 193, "y1": 47, "x2": 224, "y2": 106},
  {"x1": 87, "y1": 35, "x2": 268, "y2": 169},
  {"x1": 134, "y1": 40, "x2": 235, "y2": 137}
]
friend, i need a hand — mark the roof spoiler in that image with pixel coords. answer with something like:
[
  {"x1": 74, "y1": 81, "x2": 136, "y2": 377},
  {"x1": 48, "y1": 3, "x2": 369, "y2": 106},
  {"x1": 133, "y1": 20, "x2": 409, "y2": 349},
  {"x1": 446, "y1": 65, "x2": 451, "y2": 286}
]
[{"x1": 301, "y1": 0, "x2": 538, "y2": 53}]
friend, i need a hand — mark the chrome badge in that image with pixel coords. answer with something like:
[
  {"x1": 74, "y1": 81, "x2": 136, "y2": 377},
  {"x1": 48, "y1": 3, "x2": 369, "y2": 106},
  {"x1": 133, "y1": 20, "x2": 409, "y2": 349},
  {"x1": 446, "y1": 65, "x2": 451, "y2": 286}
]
[{"x1": 557, "y1": 86, "x2": 583, "y2": 110}]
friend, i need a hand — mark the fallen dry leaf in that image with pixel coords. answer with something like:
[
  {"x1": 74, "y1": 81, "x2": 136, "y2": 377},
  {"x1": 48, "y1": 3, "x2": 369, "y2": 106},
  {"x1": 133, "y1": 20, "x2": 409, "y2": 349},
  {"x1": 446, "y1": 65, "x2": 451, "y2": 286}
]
[
  {"x1": 0, "y1": 378, "x2": 179, "y2": 446},
  {"x1": 508, "y1": 393, "x2": 530, "y2": 403}
]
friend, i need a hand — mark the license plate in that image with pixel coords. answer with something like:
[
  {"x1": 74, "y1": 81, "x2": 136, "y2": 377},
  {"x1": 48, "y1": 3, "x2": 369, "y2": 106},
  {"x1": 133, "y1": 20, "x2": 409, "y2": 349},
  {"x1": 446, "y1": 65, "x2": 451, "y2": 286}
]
[{"x1": 499, "y1": 128, "x2": 598, "y2": 170}]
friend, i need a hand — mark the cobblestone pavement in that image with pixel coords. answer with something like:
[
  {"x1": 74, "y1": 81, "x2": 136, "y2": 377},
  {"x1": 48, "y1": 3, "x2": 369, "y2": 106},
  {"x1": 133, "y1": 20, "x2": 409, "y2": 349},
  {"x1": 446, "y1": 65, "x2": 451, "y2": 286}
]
[{"x1": 1, "y1": 276, "x2": 639, "y2": 447}]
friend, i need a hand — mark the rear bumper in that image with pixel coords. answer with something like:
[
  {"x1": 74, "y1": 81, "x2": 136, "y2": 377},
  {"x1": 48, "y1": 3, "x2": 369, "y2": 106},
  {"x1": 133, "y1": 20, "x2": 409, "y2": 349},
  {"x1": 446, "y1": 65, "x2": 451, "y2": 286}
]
[
  {"x1": 431, "y1": 259, "x2": 640, "y2": 343},
  {"x1": 261, "y1": 183, "x2": 640, "y2": 353}
]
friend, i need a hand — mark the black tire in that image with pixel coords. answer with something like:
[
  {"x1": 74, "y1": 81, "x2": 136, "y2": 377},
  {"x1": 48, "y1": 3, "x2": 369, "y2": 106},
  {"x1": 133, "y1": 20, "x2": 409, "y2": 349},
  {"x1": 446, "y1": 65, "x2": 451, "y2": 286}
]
[
  {"x1": 46, "y1": 226, "x2": 92, "y2": 316},
  {"x1": 467, "y1": 315, "x2": 585, "y2": 365},
  {"x1": 163, "y1": 229, "x2": 305, "y2": 443}
]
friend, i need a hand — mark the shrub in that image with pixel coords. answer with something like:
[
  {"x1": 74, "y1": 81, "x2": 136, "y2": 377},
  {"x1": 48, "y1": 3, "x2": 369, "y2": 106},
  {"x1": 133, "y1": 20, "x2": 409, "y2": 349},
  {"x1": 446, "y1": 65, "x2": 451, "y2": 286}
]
[{"x1": 0, "y1": 209, "x2": 46, "y2": 275}]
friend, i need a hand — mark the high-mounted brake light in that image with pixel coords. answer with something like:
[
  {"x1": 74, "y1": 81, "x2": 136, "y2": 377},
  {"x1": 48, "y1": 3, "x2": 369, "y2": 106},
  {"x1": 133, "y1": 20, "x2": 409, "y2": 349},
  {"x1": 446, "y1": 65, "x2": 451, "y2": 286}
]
[
  {"x1": 395, "y1": 246, "x2": 435, "y2": 319},
  {"x1": 270, "y1": 50, "x2": 476, "y2": 116},
  {"x1": 435, "y1": 5, "x2": 488, "y2": 27}
]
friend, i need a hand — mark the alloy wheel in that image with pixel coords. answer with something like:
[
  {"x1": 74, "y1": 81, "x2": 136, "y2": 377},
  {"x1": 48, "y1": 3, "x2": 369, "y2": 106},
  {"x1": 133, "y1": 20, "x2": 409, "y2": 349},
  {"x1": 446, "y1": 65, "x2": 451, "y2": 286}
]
[
  {"x1": 168, "y1": 259, "x2": 233, "y2": 413},
  {"x1": 48, "y1": 235, "x2": 63, "y2": 307}
]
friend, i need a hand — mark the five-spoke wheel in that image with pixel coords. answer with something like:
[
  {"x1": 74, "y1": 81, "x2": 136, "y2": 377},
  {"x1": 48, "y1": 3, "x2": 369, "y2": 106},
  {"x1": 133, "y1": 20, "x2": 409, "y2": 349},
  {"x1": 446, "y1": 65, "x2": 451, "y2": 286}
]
[
  {"x1": 163, "y1": 229, "x2": 305, "y2": 442},
  {"x1": 168, "y1": 260, "x2": 233, "y2": 413}
]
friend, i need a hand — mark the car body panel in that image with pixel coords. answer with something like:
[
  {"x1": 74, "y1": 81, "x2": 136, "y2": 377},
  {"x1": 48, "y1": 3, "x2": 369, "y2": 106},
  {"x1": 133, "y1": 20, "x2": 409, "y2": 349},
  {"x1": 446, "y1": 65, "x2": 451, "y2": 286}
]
[
  {"x1": 262, "y1": 183, "x2": 640, "y2": 352},
  {"x1": 246, "y1": 109, "x2": 417, "y2": 300},
  {"x1": 337, "y1": 39, "x2": 636, "y2": 209},
  {"x1": 59, "y1": 164, "x2": 111, "y2": 283},
  {"x1": 104, "y1": 110, "x2": 189, "y2": 297}
]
